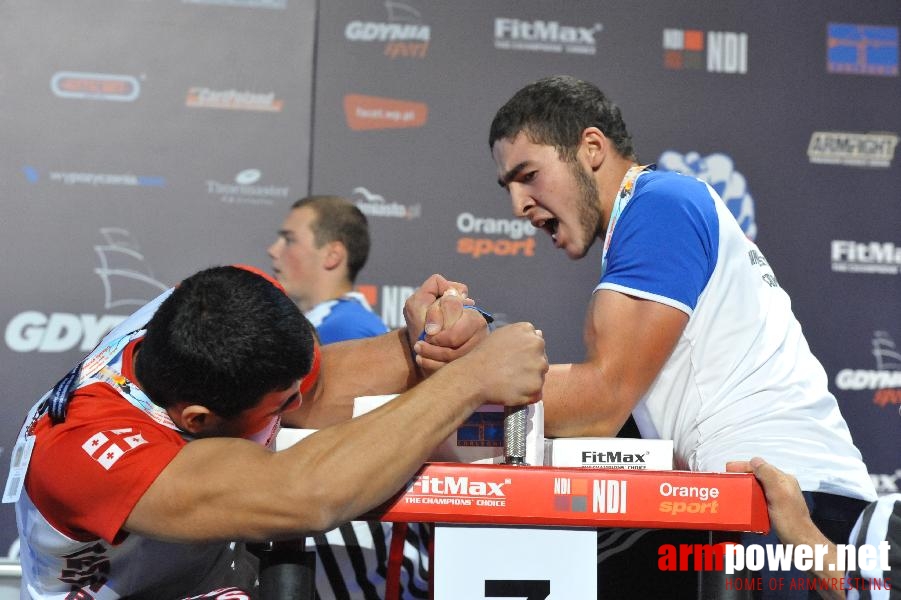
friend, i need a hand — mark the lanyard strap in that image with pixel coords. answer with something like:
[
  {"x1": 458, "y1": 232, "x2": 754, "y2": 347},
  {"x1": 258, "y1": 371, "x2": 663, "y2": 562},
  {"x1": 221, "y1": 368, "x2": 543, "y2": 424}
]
[{"x1": 601, "y1": 164, "x2": 654, "y2": 278}]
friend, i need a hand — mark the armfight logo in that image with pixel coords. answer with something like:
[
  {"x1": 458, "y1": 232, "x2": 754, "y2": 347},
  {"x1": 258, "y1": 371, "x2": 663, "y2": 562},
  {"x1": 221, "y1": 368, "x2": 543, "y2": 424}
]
[
  {"x1": 834, "y1": 330, "x2": 901, "y2": 410},
  {"x1": 4, "y1": 229, "x2": 167, "y2": 353},
  {"x1": 657, "y1": 151, "x2": 757, "y2": 240},
  {"x1": 808, "y1": 131, "x2": 898, "y2": 168},
  {"x1": 345, "y1": 1, "x2": 430, "y2": 59}
]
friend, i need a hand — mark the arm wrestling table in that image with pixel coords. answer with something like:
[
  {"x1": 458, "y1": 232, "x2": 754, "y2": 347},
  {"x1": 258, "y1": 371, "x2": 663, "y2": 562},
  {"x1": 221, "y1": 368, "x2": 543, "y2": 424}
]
[{"x1": 257, "y1": 462, "x2": 768, "y2": 600}]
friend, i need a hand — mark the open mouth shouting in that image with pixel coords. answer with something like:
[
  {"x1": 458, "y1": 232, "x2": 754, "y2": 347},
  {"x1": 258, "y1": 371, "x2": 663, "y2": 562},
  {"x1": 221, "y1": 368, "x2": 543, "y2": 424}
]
[{"x1": 535, "y1": 217, "x2": 560, "y2": 244}]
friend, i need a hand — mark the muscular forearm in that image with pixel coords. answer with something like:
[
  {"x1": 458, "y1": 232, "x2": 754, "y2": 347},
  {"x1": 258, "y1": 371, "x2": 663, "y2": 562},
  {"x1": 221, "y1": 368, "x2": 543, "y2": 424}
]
[
  {"x1": 127, "y1": 322, "x2": 546, "y2": 543},
  {"x1": 284, "y1": 328, "x2": 420, "y2": 429},
  {"x1": 283, "y1": 360, "x2": 484, "y2": 531},
  {"x1": 542, "y1": 362, "x2": 634, "y2": 438}
]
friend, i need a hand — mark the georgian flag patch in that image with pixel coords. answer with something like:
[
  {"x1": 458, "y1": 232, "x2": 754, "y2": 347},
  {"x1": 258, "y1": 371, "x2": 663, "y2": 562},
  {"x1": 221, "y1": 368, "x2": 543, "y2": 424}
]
[{"x1": 82, "y1": 428, "x2": 148, "y2": 470}]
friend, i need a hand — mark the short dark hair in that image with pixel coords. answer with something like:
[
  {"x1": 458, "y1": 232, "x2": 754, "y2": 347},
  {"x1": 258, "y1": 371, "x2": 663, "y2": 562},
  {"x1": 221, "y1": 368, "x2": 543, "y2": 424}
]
[
  {"x1": 135, "y1": 266, "x2": 315, "y2": 419},
  {"x1": 489, "y1": 75, "x2": 636, "y2": 162},
  {"x1": 291, "y1": 195, "x2": 371, "y2": 283}
]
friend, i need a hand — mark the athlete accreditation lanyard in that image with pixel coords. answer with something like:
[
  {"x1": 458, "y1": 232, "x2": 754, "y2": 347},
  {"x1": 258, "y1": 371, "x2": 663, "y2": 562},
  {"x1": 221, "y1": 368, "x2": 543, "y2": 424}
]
[
  {"x1": 3, "y1": 330, "x2": 282, "y2": 503},
  {"x1": 3, "y1": 330, "x2": 141, "y2": 504},
  {"x1": 600, "y1": 164, "x2": 654, "y2": 278}
]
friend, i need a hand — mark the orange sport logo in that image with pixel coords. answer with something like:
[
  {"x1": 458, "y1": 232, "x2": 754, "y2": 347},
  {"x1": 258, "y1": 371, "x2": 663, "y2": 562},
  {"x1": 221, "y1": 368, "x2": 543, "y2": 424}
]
[{"x1": 456, "y1": 212, "x2": 537, "y2": 259}]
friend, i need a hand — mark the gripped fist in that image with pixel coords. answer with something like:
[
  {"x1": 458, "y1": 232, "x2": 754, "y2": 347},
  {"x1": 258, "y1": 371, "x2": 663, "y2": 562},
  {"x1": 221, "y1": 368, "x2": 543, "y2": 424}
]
[
  {"x1": 403, "y1": 274, "x2": 470, "y2": 335},
  {"x1": 404, "y1": 274, "x2": 491, "y2": 374},
  {"x1": 462, "y1": 322, "x2": 548, "y2": 407}
]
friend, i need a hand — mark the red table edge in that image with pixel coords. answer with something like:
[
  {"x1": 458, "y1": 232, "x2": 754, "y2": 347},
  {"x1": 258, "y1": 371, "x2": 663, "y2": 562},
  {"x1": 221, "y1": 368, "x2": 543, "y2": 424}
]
[{"x1": 360, "y1": 462, "x2": 770, "y2": 534}]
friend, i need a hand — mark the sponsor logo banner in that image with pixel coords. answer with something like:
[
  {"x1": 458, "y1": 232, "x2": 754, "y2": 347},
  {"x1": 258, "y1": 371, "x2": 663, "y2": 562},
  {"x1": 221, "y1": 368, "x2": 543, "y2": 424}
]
[
  {"x1": 456, "y1": 212, "x2": 536, "y2": 259},
  {"x1": 4, "y1": 229, "x2": 166, "y2": 353},
  {"x1": 831, "y1": 241, "x2": 901, "y2": 275},
  {"x1": 494, "y1": 18, "x2": 602, "y2": 55},
  {"x1": 872, "y1": 469, "x2": 900, "y2": 494},
  {"x1": 663, "y1": 29, "x2": 748, "y2": 74},
  {"x1": 363, "y1": 463, "x2": 768, "y2": 532},
  {"x1": 345, "y1": 1, "x2": 430, "y2": 59},
  {"x1": 834, "y1": 330, "x2": 901, "y2": 410},
  {"x1": 827, "y1": 24, "x2": 898, "y2": 77},
  {"x1": 357, "y1": 283, "x2": 416, "y2": 329},
  {"x1": 205, "y1": 169, "x2": 289, "y2": 206},
  {"x1": 808, "y1": 131, "x2": 898, "y2": 168},
  {"x1": 186, "y1": 87, "x2": 283, "y2": 112},
  {"x1": 351, "y1": 186, "x2": 421, "y2": 219},
  {"x1": 343, "y1": 95, "x2": 428, "y2": 130},
  {"x1": 22, "y1": 166, "x2": 164, "y2": 188},
  {"x1": 51, "y1": 71, "x2": 141, "y2": 102}
]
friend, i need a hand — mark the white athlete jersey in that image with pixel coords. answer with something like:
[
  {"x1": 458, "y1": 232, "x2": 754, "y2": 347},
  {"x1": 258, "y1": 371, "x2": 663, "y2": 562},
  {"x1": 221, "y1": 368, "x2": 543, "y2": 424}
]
[
  {"x1": 15, "y1": 288, "x2": 260, "y2": 598},
  {"x1": 597, "y1": 168, "x2": 876, "y2": 501}
]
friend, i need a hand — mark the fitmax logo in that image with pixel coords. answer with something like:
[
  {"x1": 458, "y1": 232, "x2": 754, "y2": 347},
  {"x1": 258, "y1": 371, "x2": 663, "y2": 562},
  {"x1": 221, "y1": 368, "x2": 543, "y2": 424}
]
[
  {"x1": 582, "y1": 451, "x2": 648, "y2": 464},
  {"x1": 409, "y1": 475, "x2": 508, "y2": 497}
]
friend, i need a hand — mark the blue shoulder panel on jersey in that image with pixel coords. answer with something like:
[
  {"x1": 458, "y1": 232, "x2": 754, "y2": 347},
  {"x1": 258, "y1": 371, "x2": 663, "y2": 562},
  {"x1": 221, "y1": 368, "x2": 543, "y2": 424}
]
[
  {"x1": 600, "y1": 171, "x2": 719, "y2": 313},
  {"x1": 316, "y1": 298, "x2": 389, "y2": 344}
]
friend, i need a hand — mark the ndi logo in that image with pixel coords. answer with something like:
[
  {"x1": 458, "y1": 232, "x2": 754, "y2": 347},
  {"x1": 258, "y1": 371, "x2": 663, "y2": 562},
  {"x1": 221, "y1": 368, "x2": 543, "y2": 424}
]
[
  {"x1": 663, "y1": 29, "x2": 748, "y2": 74},
  {"x1": 657, "y1": 151, "x2": 757, "y2": 240},
  {"x1": 553, "y1": 477, "x2": 627, "y2": 513}
]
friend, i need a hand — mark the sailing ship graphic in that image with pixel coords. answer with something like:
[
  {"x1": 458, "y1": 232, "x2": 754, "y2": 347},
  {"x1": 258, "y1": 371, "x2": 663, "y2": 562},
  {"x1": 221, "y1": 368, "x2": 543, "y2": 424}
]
[
  {"x1": 873, "y1": 331, "x2": 901, "y2": 371},
  {"x1": 93, "y1": 228, "x2": 169, "y2": 309}
]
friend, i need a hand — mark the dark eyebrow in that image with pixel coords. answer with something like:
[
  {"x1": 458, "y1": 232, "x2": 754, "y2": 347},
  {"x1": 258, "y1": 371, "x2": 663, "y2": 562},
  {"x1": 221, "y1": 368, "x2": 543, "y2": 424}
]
[{"x1": 497, "y1": 161, "x2": 530, "y2": 189}]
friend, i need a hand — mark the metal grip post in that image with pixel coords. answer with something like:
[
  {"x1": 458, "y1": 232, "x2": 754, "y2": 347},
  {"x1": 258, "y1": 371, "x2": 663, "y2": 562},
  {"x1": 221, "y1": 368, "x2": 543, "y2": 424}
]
[{"x1": 503, "y1": 405, "x2": 528, "y2": 465}]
